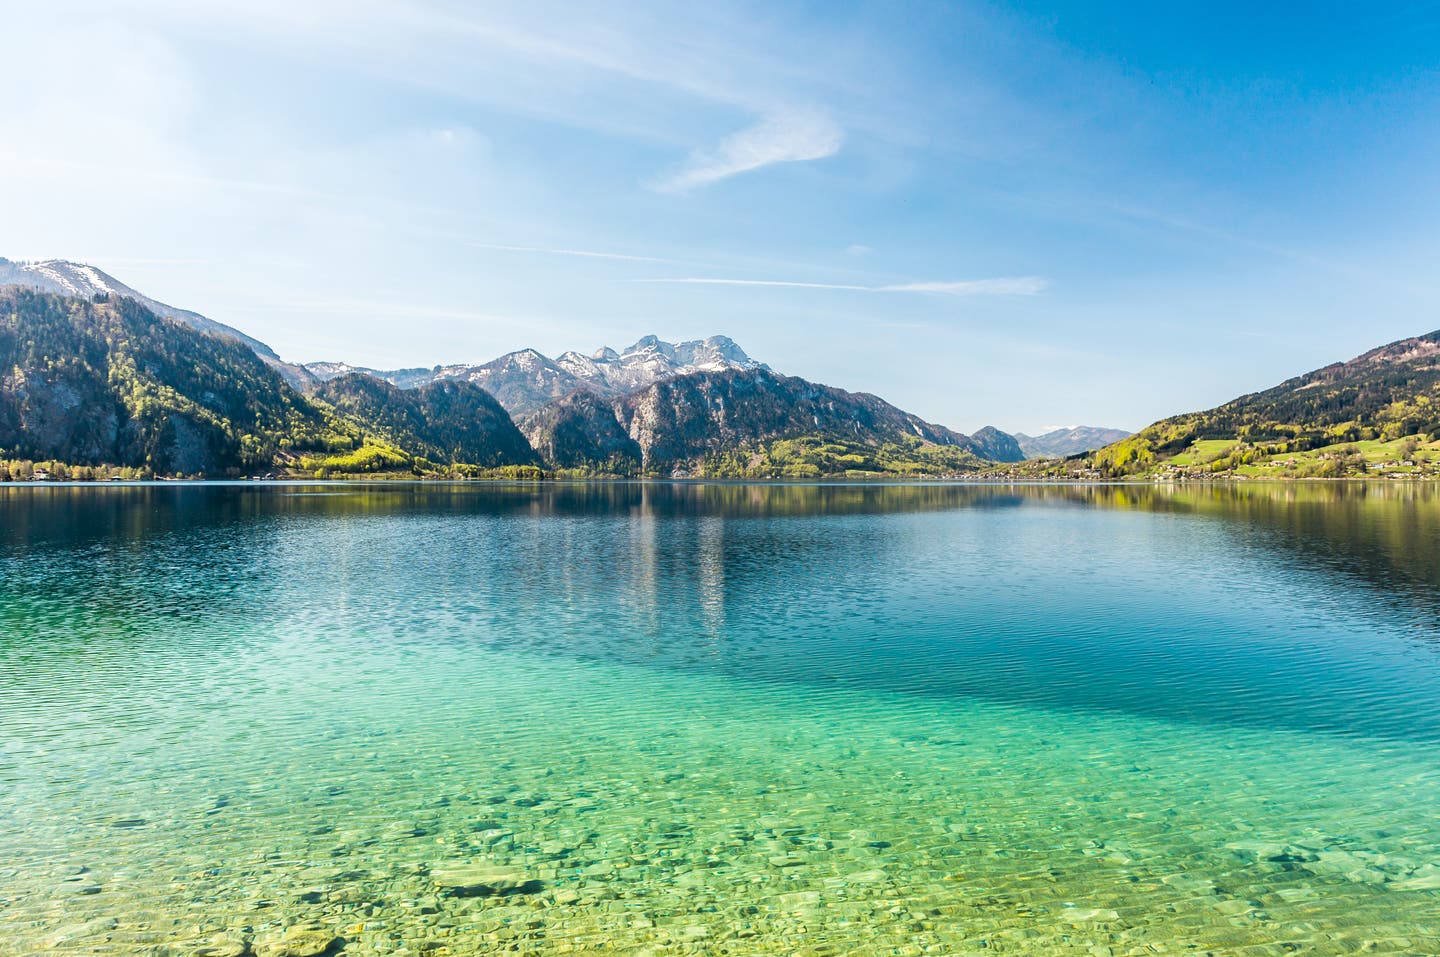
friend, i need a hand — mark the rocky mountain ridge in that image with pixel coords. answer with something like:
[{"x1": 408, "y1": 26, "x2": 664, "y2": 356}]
[{"x1": 302, "y1": 334, "x2": 768, "y2": 416}]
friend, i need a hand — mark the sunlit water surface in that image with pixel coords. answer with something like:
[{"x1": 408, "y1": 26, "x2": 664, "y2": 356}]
[{"x1": 4, "y1": 482, "x2": 1440, "y2": 956}]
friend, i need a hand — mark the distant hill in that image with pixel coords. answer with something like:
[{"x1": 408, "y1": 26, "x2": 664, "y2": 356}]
[
  {"x1": 1085, "y1": 331, "x2": 1440, "y2": 477},
  {"x1": 1015, "y1": 426, "x2": 1131, "y2": 458}
]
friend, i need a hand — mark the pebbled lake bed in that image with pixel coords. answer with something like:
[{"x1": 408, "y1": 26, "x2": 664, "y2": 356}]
[{"x1": 3, "y1": 481, "x2": 1440, "y2": 955}]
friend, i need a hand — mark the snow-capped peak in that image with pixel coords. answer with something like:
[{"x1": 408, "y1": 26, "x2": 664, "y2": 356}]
[{"x1": 301, "y1": 334, "x2": 769, "y2": 416}]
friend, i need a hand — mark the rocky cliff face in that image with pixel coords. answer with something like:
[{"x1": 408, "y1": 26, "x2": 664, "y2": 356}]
[
  {"x1": 619, "y1": 369, "x2": 971, "y2": 471},
  {"x1": 519, "y1": 392, "x2": 641, "y2": 472},
  {"x1": 523, "y1": 367, "x2": 977, "y2": 473}
]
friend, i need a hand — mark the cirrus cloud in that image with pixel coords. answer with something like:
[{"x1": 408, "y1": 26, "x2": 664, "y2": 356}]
[{"x1": 652, "y1": 110, "x2": 843, "y2": 193}]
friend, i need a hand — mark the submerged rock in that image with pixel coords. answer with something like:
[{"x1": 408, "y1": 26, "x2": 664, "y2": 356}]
[
  {"x1": 254, "y1": 926, "x2": 341, "y2": 957},
  {"x1": 430, "y1": 864, "x2": 541, "y2": 896},
  {"x1": 474, "y1": 828, "x2": 514, "y2": 847},
  {"x1": 383, "y1": 820, "x2": 429, "y2": 838},
  {"x1": 48, "y1": 916, "x2": 118, "y2": 948},
  {"x1": 768, "y1": 854, "x2": 809, "y2": 868},
  {"x1": 1225, "y1": 841, "x2": 1316, "y2": 864},
  {"x1": 1392, "y1": 869, "x2": 1440, "y2": 891},
  {"x1": 845, "y1": 869, "x2": 889, "y2": 884},
  {"x1": 190, "y1": 937, "x2": 250, "y2": 957},
  {"x1": 1160, "y1": 872, "x2": 1218, "y2": 895}
]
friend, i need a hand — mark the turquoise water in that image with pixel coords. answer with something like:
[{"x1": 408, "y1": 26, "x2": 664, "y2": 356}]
[{"x1": 3, "y1": 482, "x2": 1440, "y2": 955}]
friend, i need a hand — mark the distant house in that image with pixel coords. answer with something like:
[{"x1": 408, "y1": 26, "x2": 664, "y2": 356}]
[{"x1": 32, "y1": 469, "x2": 50, "y2": 481}]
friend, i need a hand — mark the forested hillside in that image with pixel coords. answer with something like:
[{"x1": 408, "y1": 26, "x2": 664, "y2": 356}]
[
  {"x1": 0, "y1": 289, "x2": 337, "y2": 475},
  {"x1": 0, "y1": 291, "x2": 538, "y2": 478},
  {"x1": 1083, "y1": 331, "x2": 1440, "y2": 477}
]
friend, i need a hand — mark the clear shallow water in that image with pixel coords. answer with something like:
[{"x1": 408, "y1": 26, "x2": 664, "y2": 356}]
[{"x1": 3, "y1": 482, "x2": 1440, "y2": 955}]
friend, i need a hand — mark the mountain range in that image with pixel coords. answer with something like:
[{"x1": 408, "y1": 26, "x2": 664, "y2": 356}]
[
  {"x1": 9, "y1": 255, "x2": 1429, "y2": 481},
  {"x1": 4, "y1": 257, "x2": 1126, "y2": 478}
]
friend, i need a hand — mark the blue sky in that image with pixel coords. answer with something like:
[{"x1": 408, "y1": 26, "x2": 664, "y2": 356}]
[{"x1": 2, "y1": 1, "x2": 1437, "y2": 433}]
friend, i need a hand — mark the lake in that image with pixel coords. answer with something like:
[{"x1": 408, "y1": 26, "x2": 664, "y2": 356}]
[{"x1": 3, "y1": 481, "x2": 1440, "y2": 955}]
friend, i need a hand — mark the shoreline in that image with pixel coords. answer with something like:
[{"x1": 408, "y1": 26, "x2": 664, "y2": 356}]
[{"x1": 3, "y1": 474, "x2": 1439, "y2": 488}]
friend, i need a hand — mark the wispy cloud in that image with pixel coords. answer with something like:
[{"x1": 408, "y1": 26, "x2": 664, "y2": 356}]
[
  {"x1": 879, "y1": 278, "x2": 1050, "y2": 295},
  {"x1": 469, "y1": 242, "x2": 676, "y2": 264},
  {"x1": 653, "y1": 110, "x2": 843, "y2": 193},
  {"x1": 630, "y1": 276, "x2": 1049, "y2": 296}
]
